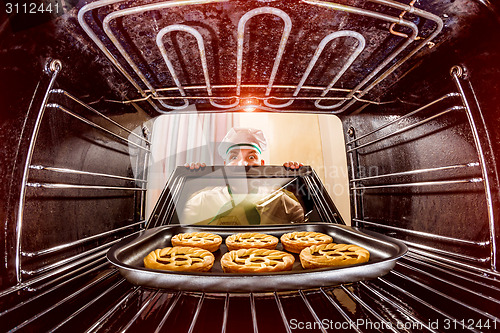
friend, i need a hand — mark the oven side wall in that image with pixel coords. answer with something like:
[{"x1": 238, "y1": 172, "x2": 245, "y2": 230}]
[{"x1": 342, "y1": 9, "x2": 500, "y2": 271}]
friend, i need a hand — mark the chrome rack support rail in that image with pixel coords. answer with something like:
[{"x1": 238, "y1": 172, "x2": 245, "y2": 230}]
[
  {"x1": 346, "y1": 93, "x2": 460, "y2": 145},
  {"x1": 390, "y1": 270, "x2": 500, "y2": 324},
  {"x1": 346, "y1": 105, "x2": 465, "y2": 153},
  {"x1": 46, "y1": 103, "x2": 149, "y2": 152},
  {"x1": 353, "y1": 218, "x2": 488, "y2": 247},
  {"x1": 350, "y1": 162, "x2": 480, "y2": 183},
  {"x1": 21, "y1": 220, "x2": 145, "y2": 257},
  {"x1": 50, "y1": 89, "x2": 150, "y2": 145},
  {"x1": 8, "y1": 270, "x2": 119, "y2": 332},
  {"x1": 451, "y1": 65, "x2": 499, "y2": 271},
  {"x1": 15, "y1": 59, "x2": 61, "y2": 284},
  {"x1": 29, "y1": 165, "x2": 147, "y2": 183}
]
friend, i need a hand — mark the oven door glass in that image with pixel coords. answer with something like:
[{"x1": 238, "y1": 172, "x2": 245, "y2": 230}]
[{"x1": 151, "y1": 165, "x2": 343, "y2": 227}]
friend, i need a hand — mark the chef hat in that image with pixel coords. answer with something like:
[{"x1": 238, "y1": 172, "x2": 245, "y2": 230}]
[{"x1": 218, "y1": 128, "x2": 267, "y2": 159}]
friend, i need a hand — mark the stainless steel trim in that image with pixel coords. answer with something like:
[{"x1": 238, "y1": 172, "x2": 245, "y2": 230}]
[
  {"x1": 50, "y1": 89, "x2": 150, "y2": 144},
  {"x1": 21, "y1": 220, "x2": 145, "y2": 257},
  {"x1": 274, "y1": 293, "x2": 293, "y2": 333},
  {"x1": 451, "y1": 66, "x2": 498, "y2": 271},
  {"x1": 351, "y1": 178, "x2": 483, "y2": 190},
  {"x1": 350, "y1": 163, "x2": 480, "y2": 183},
  {"x1": 346, "y1": 93, "x2": 460, "y2": 145},
  {"x1": 48, "y1": 279, "x2": 129, "y2": 332},
  {"x1": 299, "y1": 290, "x2": 328, "y2": 333},
  {"x1": 340, "y1": 285, "x2": 400, "y2": 333},
  {"x1": 9, "y1": 270, "x2": 118, "y2": 332},
  {"x1": 46, "y1": 103, "x2": 149, "y2": 152},
  {"x1": 26, "y1": 182, "x2": 146, "y2": 191},
  {"x1": 353, "y1": 218, "x2": 488, "y2": 247},
  {"x1": 154, "y1": 292, "x2": 183, "y2": 333},
  {"x1": 319, "y1": 288, "x2": 362, "y2": 333},
  {"x1": 391, "y1": 270, "x2": 500, "y2": 322},
  {"x1": 359, "y1": 281, "x2": 438, "y2": 333},
  {"x1": 15, "y1": 61, "x2": 61, "y2": 283},
  {"x1": 85, "y1": 287, "x2": 142, "y2": 333},
  {"x1": 29, "y1": 165, "x2": 147, "y2": 183},
  {"x1": 346, "y1": 106, "x2": 465, "y2": 152}
]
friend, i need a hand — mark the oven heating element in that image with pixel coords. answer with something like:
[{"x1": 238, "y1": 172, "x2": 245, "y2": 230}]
[{"x1": 77, "y1": 0, "x2": 442, "y2": 113}]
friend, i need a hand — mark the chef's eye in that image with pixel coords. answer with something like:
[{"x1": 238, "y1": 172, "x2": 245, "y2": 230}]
[
  {"x1": 229, "y1": 155, "x2": 238, "y2": 160},
  {"x1": 248, "y1": 155, "x2": 256, "y2": 160}
]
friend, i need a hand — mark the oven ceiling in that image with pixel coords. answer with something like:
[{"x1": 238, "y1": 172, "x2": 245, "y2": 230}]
[{"x1": 40, "y1": 0, "x2": 495, "y2": 115}]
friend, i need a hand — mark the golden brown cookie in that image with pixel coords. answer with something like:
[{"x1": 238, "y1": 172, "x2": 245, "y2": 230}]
[
  {"x1": 221, "y1": 248, "x2": 295, "y2": 273},
  {"x1": 300, "y1": 243, "x2": 370, "y2": 269},
  {"x1": 171, "y1": 232, "x2": 222, "y2": 252},
  {"x1": 225, "y1": 232, "x2": 279, "y2": 251},
  {"x1": 144, "y1": 246, "x2": 214, "y2": 272},
  {"x1": 280, "y1": 231, "x2": 333, "y2": 253}
]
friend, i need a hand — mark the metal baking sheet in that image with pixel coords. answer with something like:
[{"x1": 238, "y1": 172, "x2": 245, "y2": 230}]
[{"x1": 107, "y1": 223, "x2": 407, "y2": 292}]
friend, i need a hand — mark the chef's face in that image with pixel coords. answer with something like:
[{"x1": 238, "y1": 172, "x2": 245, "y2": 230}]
[{"x1": 224, "y1": 148, "x2": 265, "y2": 166}]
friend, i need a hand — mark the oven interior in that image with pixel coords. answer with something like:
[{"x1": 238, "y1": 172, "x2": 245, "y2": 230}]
[{"x1": 1, "y1": 0, "x2": 500, "y2": 331}]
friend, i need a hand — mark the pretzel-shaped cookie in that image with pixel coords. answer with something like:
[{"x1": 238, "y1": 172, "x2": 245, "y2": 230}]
[
  {"x1": 280, "y1": 231, "x2": 333, "y2": 253},
  {"x1": 221, "y1": 248, "x2": 295, "y2": 273},
  {"x1": 225, "y1": 233, "x2": 279, "y2": 251},
  {"x1": 300, "y1": 243, "x2": 370, "y2": 269},
  {"x1": 144, "y1": 246, "x2": 214, "y2": 272},
  {"x1": 171, "y1": 232, "x2": 222, "y2": 252}
]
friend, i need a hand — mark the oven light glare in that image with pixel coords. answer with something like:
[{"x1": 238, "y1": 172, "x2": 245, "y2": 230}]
[{"x1": 241, "y1": 98, "x2": 258, "y2": 112}]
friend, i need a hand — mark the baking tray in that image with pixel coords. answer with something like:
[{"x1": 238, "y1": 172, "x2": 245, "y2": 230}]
[{"x1": 107, "y1": 223, "x2": 407, "y2": 292}]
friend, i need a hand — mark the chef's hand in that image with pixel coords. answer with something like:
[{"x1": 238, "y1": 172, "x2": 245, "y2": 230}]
[
  {"x1": 283, "y1": 161, "x2": 303, "y2": 170},
  {"x1": 184, "y1": 162, "x2": 206, "y2": 170}
]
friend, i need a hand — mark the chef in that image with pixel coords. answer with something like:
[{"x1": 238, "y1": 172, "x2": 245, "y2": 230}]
[{"x1": 182, "y1": 128, "x2": 305, "y2": 225}]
